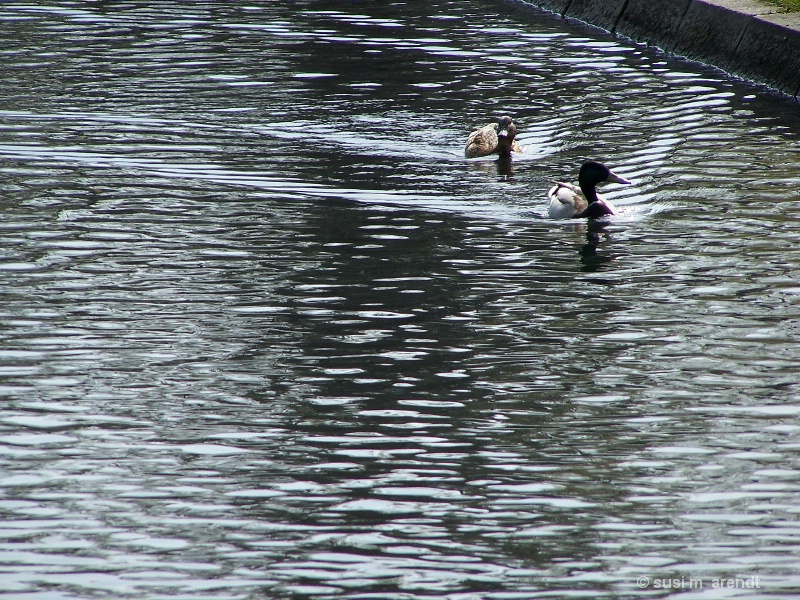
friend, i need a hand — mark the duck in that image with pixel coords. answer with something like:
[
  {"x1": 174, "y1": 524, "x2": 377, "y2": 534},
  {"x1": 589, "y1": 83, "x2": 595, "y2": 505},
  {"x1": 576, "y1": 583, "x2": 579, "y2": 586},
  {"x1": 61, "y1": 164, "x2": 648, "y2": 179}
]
[
  {"x1": 465, "y1": 116, "x2": 524, "y2": 158},
  {"x1": 548, "y1": 161, "x2": 631, "y2": 219}
]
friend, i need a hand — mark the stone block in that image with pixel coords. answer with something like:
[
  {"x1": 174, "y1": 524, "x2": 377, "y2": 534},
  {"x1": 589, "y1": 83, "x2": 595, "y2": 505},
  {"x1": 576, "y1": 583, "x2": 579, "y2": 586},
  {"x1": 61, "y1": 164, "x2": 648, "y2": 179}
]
[
  {"x1": 732, "y1": 14, "x2": 800, "y2": 95},
  {"x1": 615, "y1": 0, "x2": 692, "y2": 50},
  {"x1": 564, "y1": 0, "x2": 628, "y2": 32},
  {"x1": 671, "y1": 0, "x2": 751, "y2": 69}
]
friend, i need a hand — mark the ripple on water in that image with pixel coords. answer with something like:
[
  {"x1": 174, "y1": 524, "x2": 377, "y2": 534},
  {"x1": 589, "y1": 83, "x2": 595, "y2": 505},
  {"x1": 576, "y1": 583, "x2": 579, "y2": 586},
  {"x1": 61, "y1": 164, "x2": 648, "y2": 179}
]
[{"x1": 1, "y1": 0, "x2": 800, "y2": 598}]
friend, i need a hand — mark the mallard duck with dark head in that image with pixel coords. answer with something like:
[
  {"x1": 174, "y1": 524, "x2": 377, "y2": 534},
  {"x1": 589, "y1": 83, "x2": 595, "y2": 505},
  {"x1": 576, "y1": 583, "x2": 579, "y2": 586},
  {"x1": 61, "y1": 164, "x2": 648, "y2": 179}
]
[{"x1": 548, "y1": 161, "x2": 631, "y2": 219}]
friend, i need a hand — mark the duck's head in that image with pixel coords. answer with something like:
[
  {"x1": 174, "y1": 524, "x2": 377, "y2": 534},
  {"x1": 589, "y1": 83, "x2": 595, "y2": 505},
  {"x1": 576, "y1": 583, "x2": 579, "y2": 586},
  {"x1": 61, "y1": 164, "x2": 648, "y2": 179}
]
[
  {"x1": 578, "y1": 161, "x2": 630, "y2": 201},
  {"x1": 495, "y1": 116, "x2": 517, "y2": 141},
  {"x1": 495, "y1": 116, "x2": 517, "y2": 157},
  {"x1": 579, "y1": 161, "x2": 630, "y2": 186}
]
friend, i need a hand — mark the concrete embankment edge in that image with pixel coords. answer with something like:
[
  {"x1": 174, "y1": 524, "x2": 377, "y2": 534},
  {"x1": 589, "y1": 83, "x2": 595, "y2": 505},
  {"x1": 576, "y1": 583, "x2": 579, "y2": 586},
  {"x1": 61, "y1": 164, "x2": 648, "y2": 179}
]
[{"x1": 516, "y1": 0, "x2": 800, "y2": 99}]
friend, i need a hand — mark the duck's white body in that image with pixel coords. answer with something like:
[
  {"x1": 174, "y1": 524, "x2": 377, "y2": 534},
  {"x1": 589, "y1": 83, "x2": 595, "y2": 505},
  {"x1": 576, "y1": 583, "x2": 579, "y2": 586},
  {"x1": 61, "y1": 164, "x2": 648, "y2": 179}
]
[{"x1": 547, "y1": 181, "x2": 617, "y2": 219}]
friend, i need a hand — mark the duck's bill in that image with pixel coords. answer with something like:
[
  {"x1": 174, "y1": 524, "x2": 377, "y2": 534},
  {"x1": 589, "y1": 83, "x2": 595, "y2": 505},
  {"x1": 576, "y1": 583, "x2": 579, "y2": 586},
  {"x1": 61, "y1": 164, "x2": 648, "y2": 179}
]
[
  {"x1": 498, "y1": 129, "x2": 509, "y2": 138},
  {"x1": 606, "y1": 170, "x2": 631, "y2": 185}
]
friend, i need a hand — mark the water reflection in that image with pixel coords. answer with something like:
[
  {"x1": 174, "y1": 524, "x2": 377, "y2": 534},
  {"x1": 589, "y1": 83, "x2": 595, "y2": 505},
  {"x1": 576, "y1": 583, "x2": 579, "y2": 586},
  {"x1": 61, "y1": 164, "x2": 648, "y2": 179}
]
[
  {"x1": 579, "y1": 221, "x2": 615, "y2": 271},
  {"x1": 468, "y1": 154, "x2": 516, "y2": 179},
  {"x1": 496, "y1": 155, "x2": 514, "y2": 178},
  {"x1": 1, "y1": 0, "x2": 800, "y2": 598}
]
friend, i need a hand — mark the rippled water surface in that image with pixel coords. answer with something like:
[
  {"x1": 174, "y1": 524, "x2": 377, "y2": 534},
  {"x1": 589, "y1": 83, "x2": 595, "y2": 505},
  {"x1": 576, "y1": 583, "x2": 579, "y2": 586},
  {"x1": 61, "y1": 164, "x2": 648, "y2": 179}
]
[{"x1": 2, "y1": 1, "x2": 800, "y2": 598}]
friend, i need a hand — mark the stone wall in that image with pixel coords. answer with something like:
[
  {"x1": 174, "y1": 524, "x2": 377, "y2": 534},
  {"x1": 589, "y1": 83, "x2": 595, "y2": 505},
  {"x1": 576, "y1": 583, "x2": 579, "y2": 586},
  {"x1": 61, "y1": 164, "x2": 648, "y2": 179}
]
[{"x1": 516, "y1": 0, "x2": 800, "y2": 98}]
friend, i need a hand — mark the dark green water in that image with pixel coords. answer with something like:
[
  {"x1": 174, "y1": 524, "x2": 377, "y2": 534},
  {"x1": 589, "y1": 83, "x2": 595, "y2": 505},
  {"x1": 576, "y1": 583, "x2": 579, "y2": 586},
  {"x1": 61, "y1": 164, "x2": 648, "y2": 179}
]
[{"x1": 1, "y1": 1, "x2": 800, "y2": 598}]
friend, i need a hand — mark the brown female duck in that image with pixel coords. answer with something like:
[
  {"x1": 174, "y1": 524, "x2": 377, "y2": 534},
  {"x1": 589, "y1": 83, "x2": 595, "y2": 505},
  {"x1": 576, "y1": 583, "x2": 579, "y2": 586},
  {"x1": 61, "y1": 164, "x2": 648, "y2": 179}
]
[{"x1": 465, "y1": 116, "x2": 523, "y2": 158}]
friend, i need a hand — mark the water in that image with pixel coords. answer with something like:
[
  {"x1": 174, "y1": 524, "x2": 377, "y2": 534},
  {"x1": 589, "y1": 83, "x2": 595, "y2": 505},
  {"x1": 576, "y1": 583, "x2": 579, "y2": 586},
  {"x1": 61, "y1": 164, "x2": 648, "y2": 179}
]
[{"x1": 1, "y1": 1, "x2": 800, "y2": 598}]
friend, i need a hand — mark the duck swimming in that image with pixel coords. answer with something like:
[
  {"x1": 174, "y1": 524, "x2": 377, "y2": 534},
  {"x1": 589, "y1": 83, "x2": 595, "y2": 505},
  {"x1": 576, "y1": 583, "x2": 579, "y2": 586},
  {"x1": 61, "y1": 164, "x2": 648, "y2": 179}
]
[
  {"x1": 465, "y1": 116, "x2": 524, "y2": 158},
  {"x1": 548, "y1": 161, "x2": 631, "y2": 219}
]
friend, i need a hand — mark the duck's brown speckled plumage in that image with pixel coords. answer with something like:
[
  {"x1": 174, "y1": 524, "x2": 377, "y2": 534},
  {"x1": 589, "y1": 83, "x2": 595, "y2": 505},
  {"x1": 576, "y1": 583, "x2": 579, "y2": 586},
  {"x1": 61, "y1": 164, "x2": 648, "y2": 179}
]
[{"x1": 465, "y1": 116, "x2": 523, "y2": 158}]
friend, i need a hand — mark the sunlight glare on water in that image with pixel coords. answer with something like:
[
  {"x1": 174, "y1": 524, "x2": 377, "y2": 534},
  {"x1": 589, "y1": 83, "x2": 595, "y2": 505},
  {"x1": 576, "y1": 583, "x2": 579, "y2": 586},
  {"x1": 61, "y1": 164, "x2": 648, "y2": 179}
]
[{"x1": 1, "y1": 1, "x2": 800, "y2": 598}]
